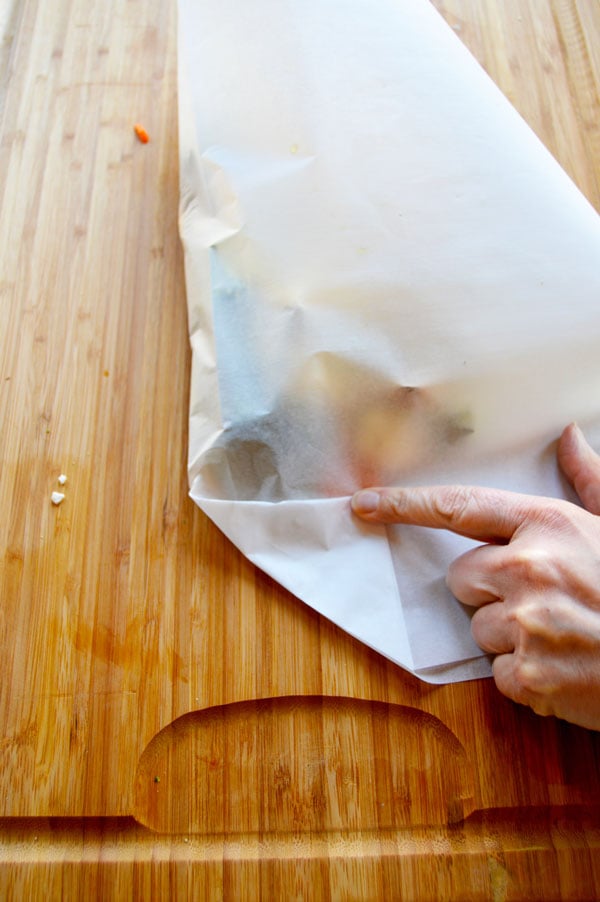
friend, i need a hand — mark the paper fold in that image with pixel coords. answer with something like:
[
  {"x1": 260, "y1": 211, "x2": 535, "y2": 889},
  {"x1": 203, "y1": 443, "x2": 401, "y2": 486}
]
[{"x1": 178, "y1": 0, "x2": 600, "y2": 682}]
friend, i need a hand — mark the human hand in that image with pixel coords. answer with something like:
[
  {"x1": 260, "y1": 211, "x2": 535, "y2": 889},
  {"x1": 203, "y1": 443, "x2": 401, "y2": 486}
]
[{"x1": 351, "y1": 423, "x2": 600, "y2": 730}]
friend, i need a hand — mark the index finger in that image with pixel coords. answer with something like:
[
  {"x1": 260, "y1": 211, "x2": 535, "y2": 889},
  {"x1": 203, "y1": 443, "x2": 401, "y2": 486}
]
[{"x1": 351, "y1": 485, "x2": 548, "y2": 543}]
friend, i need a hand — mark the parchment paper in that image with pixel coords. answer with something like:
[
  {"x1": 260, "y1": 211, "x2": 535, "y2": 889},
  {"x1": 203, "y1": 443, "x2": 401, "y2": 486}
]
[{"x1": 177, "y1": 0, "x2": 600, "y2": 682}]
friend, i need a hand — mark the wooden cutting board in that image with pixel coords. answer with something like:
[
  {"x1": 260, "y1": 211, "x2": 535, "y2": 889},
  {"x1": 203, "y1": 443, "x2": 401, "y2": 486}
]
[{"x1": 1, "y1": 0, "x2": 599, "y2": 898}]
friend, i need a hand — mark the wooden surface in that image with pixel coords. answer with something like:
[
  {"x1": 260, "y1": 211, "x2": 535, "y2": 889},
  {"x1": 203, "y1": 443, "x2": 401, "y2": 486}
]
[{"x1": 1, "y1": 0, "x2": 600, "y2": 898}]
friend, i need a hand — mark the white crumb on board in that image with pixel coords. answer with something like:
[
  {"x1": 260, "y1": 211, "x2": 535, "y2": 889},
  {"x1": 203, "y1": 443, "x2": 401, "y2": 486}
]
[
  {"x1": 51, "y1": 491, "x2": 65, "y2": 506},
  {"x1": 58, "y1": 474, "x2": 67, "y2": 485}
]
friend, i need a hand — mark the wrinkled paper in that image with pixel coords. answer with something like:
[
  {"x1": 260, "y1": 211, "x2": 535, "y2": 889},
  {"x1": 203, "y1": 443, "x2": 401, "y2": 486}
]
[{"x1": 177, "y1": 0, "x2": 600, "y2": 682}]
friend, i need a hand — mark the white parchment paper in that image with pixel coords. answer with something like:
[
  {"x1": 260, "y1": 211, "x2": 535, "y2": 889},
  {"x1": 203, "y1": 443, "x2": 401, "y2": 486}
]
[{"x1": 177, "y1": 0, "x2": 600, "y2": 682}]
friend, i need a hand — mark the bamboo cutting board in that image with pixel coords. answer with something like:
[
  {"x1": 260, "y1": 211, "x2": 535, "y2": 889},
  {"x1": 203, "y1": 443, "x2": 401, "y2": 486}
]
[{"x1": 1, "y1": 1, "x2": 600, "y2": 898}]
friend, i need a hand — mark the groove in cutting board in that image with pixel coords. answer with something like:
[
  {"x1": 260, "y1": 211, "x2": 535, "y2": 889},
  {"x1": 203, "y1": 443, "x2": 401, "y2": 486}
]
[{"x1": 134, "y1": 696, "x2": 475, "y2": 834}]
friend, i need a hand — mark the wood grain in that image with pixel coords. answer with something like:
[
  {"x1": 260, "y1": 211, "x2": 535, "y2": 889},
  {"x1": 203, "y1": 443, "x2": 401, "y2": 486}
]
[
  {"x1": 133, "y1": 698, "x2": 475, "y2": 834},
  {"x1": 1, "y1": 0, "x2": 600, "y2": 898}
]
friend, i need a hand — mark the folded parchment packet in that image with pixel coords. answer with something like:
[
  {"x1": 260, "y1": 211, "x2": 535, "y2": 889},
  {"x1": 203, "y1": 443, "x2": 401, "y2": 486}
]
[{"x1": 178, "y1": 0, "x2": 600, "y2": 682}]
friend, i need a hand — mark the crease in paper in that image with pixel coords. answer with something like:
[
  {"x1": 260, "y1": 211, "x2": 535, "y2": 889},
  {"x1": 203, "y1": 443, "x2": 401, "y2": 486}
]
[{"x1": 178, "y1": 0, "x2": 600, "y2": 683}]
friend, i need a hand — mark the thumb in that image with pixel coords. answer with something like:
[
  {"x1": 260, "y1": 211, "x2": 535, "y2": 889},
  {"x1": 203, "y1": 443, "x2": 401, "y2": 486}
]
[{"x1": 557, "y1": 423, "x2": 600, "y2": 515}]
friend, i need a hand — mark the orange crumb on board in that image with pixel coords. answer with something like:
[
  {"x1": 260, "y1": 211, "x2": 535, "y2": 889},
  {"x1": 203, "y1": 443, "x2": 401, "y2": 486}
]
[{"x1": 134, "y1": 123, "x2": 150, "y2": 143}]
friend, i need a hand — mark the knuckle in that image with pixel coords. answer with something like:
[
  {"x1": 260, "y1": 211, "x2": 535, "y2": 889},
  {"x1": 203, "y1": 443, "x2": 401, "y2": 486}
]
[
  {"x1": 430, "y1": 485, "x2": 475, "y2": 526},
  {"x1": 381, "y1": 493, "x2": 408, "y2": 521},
  {"x1": 494, "y1": 652, "x2": 558, "y2": 718},
  {"x1": 511, "y1": 657, "x2": 540, "y2": 693},
  {"x1": 513, "y1": 603, "x2": 559, "y2": 645},
  {"x1": 507, "y1": 546, "x2": 556, "y2": 586},
  {"x1": 509, "y1": 657, "x2": 554, "y2": 714}
]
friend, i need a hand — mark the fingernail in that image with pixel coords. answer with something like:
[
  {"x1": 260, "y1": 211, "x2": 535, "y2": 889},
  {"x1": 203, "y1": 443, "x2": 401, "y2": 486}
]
[
  {"x1": 569, "y1": 421, "x2": 587, "y2": 447},
  {"x1": 352, "y1": 490, "x2": 381, "y2": 514}
]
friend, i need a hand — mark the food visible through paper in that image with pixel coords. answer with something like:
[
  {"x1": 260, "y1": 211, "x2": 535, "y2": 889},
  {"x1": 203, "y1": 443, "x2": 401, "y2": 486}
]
[{"x1": 178, "y1": 0, "x2": 600, "y2": 682}]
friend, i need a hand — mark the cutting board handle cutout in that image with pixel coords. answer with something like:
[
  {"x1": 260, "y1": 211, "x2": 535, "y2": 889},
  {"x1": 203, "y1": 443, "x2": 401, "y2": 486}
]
[{"x1": 134, "y1": 695, "x2": 474, "y2": 834}]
